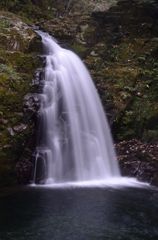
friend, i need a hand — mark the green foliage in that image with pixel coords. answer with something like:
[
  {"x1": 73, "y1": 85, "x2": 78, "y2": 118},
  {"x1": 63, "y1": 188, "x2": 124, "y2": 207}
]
[
  {"x1": 138, "y1": 56, "x2": 146, "y2": 62},
  {"x1": 124, "y1": 86, "x2": 137, "y2": 92},
  {"x1": 153, "y1": 38, "x2": 158, "y2": 42},
  {"x1": 0, "y1": 64, "x2": 21, "y2": 84},
  {"x1": 125, "y1": 110, "x2": 134, "y2": 116},
  {"x1": 0, "y1": 0, "x2": 119, "y2": 22},
  {"x1": 0, "y1": 19, "x2": 10, "y2": 31}
]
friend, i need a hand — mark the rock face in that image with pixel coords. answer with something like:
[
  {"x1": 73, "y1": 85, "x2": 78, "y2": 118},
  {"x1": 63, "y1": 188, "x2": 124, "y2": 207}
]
[
  {"x1": 1, "y1": 0, "x2": 158, "y2": 187},
  {"x1": 0, "y1": 11, "x2": 42, "y2": 187},
  {"x1": 115, "y1": 139, "x2": 158, "y2": 186},
  {"x1": 0, "y1": 11, "x2": 35, "y2": 52},
  {"x1": 42, "y1": 0, "x2": 158, "y2": 142}
]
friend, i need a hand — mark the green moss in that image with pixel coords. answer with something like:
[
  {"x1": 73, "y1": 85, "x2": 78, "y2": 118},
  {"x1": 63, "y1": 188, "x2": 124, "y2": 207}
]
[
  {"x1": 71, "y1": 43, "x2": 87, "y2": 57},
  {"x1": 0, "y1": 12, "x2": 41, "y2": 187},
  {"x1": 0, "y1": 19, "x2": 10, "y2": 32},
  {"x1": 17, "y1": 56, "x2": 38, "y2": 74},
  {"x1": 84, "y1": 26, "x2": 96, "y2": 45}
]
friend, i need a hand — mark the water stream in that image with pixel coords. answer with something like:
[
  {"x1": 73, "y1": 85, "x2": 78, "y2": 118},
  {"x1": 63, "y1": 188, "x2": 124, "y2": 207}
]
[{"x1": 33, "y1": 30, "x2": 120, "y2": 184}]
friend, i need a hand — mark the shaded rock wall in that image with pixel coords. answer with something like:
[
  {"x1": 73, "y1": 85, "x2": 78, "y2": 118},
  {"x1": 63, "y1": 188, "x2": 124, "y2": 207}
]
[
  {"x1": 0, "y1": 11, "x2": 42, "y2": 187},
  {"x1": 41, "y1": 0, "x2": 158, "y2": 140},
  {"x1": 115, "y1": 139, "x2": 158, "y2": 186}
]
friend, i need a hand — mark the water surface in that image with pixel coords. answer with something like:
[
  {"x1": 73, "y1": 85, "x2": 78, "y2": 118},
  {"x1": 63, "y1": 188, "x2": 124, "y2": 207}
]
[{"x1": 0, "y1": 183, "x2": 158, "y2": 240}]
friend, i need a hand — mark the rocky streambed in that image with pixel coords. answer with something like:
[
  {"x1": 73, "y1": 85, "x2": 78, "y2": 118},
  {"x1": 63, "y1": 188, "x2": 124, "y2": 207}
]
[{"x1": 115, "y1": 139, "x2": 158, "y2": 186}]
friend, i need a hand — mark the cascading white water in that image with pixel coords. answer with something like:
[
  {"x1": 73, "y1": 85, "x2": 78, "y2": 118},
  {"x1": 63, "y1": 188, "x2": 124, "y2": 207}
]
[{"x1": 34, "y1": 30, "x2": 120, "y2": 184}]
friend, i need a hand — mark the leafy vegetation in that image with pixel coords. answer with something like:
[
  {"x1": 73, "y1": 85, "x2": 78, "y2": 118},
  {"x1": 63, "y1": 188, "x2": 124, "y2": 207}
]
[
  {"x1": 0, "y1": 11, "x2": 41, "y2": 187},
  {"x1": 0, "y1": 0, "x2": 119, "y2": 23},
  {"x1": 0, "y1": 64, "x2": 21, "y2": 83},
  {"x1": 0, "y1": 19, "x2": 10, "y2": 30}
]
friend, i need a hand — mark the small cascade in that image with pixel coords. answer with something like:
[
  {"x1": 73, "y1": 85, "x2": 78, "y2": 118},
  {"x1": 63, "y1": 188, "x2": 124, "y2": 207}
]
[
  {"x1": 33, "y1": 153, "x2": 38, "y2": 183},
  {"x1": 32, "y1": 30, "x2": 120, "y2": 184}
]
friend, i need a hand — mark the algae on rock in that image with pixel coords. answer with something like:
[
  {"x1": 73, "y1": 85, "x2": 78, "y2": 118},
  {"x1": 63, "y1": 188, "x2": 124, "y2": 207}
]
[{"x1": 0, "y1": 11, "x2": 41, "y2": 187}]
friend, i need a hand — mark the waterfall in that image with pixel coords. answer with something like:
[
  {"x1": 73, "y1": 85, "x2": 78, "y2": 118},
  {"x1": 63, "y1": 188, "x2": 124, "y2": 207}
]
[{"x1": 33, "y1": 30, "x2": 120, "y2": 184}]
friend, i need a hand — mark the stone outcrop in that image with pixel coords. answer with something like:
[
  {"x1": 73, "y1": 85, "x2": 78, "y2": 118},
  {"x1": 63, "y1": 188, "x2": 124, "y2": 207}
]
[
  {"x1": 115, "y1": 139, "x2": 158, "y2": 186},
  {"x1": 0, "y1": 11, "x2": 35, "y2": 52},
  {"x1": 41, "y1": 0, "x2": 158, "y2": 140},
  {"x1": 0, "y1": 11, "x2": 42, "y2": 187}
]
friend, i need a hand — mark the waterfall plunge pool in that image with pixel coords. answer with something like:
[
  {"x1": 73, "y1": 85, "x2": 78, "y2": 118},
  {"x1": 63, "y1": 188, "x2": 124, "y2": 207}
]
[{"x1": 0, "y1": 183, "x2": 158, "y2": 240}]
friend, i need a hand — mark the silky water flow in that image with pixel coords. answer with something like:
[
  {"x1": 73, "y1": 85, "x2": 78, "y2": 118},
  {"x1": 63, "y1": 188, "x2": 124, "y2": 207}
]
[{"x1": 33, "y1": 31, "x2": 120, "y2": 184}]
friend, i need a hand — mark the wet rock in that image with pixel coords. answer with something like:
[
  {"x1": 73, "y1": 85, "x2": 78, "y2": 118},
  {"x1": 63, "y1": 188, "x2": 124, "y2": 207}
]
[
  {"x1": 34, "y1": 156, "x2": 46, "y2": 184},
  {"x1": 31, "y1": 154, "x2": 47, "y2": 184},
  {"x1": 1, "y1": 118, "x2": 8, "y2": 124},
  {"x1": 21, "y1": 124, "x2": 28, "y2": 130},
  {"x1": 13, "y1": 125, "x2": 23, "y2": 132},
  {"x1": 24, "y1": 107, "x2": 36, "y2": 118},
  {"x1": 151, "y1": 173, "x2": 158, "y2": 186},
  {"x1": 23, "y1": 93, "x2": 41, "y2": 118},
  {"x1": 16, "y1": 160, "x2": 33, "y2": 184},
  {"x1": 15, "y1": 112, "x2": 23, "y2": 117},
  {"x1": 28, "y1": 35, "x2": 42, "y2": 53},
  {"x1": 13, "y1": 124, "x2": 28, "y2": 132},
  {"x1": 0, "y1": 11, "x2": 42, "y2": 188},
  {"x1": 0, "y1": 11, "x2": 37, "y2": 52},
  {"x1": 115, "y1": 139, "x2": 158, "y2": 187},
  {"x1": 3, "y1": 144, "x2": 11, "y2": 149},
  {"x1": 7, "y1": 127, "x2": 15, "y2": 136},
  {"x1": 106, "y1": 109, "x2": 119, "y2": 127}
]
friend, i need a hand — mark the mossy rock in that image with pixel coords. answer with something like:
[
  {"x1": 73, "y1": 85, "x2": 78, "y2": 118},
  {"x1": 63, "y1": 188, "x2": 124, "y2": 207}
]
[
  {"x1": 0, "y1": 165, "x2": 17, "y2": 188},
  {"x1": 71, "y1": 43, "x2": 87, "y2": 58},
  {"x1": 0, "y1": 11, "x2": 42, "y2": 188}
]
